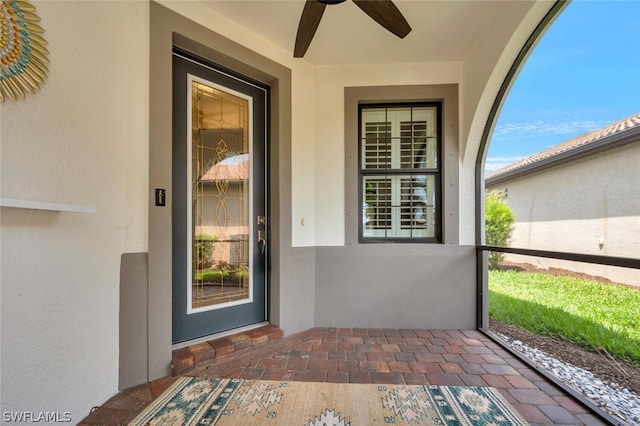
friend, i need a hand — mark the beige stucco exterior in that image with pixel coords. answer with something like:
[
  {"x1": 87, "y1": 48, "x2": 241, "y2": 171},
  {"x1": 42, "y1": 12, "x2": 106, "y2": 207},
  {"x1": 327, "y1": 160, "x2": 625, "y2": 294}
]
[{"x1": 486, "y1": 141, "x2": 640, "y2": 287}]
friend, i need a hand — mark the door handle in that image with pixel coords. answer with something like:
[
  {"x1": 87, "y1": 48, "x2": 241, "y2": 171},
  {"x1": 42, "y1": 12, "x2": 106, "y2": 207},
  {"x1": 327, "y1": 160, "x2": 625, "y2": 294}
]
[{"x1": 257, "y1": 229, "x2": 266, "y2": 255}]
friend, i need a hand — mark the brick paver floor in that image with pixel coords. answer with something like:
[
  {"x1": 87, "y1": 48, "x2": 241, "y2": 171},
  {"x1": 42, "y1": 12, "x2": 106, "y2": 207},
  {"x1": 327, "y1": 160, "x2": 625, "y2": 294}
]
[{"x1": 80, "y1": 327, "x2": 611, "y2": 425}]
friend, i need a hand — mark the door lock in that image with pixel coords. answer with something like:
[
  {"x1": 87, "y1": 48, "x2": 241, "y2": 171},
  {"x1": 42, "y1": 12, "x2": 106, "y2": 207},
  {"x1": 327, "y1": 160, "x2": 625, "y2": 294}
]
[{"x1": 257, "y1": 216, "x2": 266, "y2": 254}]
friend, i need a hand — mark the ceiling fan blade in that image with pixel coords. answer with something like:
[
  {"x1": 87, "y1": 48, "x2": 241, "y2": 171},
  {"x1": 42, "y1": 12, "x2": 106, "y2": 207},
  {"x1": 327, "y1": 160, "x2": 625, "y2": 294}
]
[
  {"x1": 352, "y1": 0, "x2": 411, "y2": 38},
  {"x1": 294, "y1": 0, "x2": 327, "y2": 58}
]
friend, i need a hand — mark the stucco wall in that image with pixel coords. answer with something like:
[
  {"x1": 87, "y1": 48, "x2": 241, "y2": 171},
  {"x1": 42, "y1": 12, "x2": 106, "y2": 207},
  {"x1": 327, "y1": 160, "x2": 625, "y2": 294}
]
[
  {"x1": 315, "y1": 245, "x2": 477, "y2": 328},
  {"x1": 0, "y1": 1, "x2": 149, "y2": 421},
  {"x1": 0, "y1": 0, "x2": 560, "y2": 419},
  {"x1": 486, "y1": 142, "x2": 640, "y2": 286}
]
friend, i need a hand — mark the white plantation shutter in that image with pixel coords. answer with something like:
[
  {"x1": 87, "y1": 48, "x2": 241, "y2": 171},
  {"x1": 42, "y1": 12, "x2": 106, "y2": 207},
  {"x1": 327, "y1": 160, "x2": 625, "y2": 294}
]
[
  {"x1": 360, "y1": 105, "x2": 439, "y2": 240},
  {"x1": 363, "y1": 122, "x2": 391, "y2": 169},
  {"x1": 363, "y1": 177, "x2": 391, "y2": 230},
  {"x1": 400, "y1": 121, "x2": 427, "y2": 168}
]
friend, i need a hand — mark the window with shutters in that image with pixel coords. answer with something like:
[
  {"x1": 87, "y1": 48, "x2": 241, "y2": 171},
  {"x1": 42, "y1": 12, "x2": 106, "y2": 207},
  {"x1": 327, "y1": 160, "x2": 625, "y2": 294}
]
[{"x1": 359, "y1": 103, "x2": 441, "y2": 242}]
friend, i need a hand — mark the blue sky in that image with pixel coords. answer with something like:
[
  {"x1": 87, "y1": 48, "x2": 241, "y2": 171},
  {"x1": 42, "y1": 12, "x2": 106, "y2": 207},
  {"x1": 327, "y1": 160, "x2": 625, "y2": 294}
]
[{"x1": 485, "y1": 0, "x2": 640, "y2": 173}]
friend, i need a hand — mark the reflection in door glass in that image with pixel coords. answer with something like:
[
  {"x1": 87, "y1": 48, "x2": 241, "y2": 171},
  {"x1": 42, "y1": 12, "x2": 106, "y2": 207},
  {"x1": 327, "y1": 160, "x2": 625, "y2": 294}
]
[{"x1": 191, "y1": 80, "x2": 250, "y2": 309}]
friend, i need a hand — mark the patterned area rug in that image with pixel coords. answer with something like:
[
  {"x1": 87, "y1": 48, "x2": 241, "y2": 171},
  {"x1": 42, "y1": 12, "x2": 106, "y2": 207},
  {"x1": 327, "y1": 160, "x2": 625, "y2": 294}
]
[{"x1": 129, "y1": 377, "x2": 529, "y2": 425}]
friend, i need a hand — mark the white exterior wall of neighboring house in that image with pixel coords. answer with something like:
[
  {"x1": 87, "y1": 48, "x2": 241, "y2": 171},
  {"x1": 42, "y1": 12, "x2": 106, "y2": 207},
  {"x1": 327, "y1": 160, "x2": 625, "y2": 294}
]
[
  {"x1": 486, "y1": 139, "x2": 640, "y2": 287},
  {"x1": 0, "y1": 0, "x2": 556, "y2": 421}
]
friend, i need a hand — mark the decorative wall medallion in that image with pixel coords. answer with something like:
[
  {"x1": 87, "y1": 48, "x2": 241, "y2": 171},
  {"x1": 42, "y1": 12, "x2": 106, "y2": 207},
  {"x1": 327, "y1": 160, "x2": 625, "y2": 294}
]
[{"x1": 0, "y1": 1, "x2": 49, "y2": 102}]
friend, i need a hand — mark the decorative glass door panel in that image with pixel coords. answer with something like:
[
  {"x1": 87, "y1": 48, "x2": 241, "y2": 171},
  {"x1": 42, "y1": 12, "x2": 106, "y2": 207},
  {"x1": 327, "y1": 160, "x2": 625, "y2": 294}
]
[
  {"x1": 190, "y1": 78, "x2": 251, "y2": 311},
  {"x1": 173, "y1": 52, "x2": 267, "y2": 344}
]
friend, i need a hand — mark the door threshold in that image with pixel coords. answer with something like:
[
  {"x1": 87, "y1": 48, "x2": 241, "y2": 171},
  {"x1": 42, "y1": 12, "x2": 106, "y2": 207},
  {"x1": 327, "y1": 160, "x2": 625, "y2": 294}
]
[{"x1": 172, "y1": 321, "x2": 269, "y2": 350}]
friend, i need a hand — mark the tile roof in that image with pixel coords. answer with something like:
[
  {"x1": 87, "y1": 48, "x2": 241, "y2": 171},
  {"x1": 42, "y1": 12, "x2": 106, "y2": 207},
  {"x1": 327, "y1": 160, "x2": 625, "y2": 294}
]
[
  {"x1": 201, "y1": 153, "x2": 249, "y2": 182},
  {"x1": 485, "y1": 112, "x2": 640, "y2": 182}
]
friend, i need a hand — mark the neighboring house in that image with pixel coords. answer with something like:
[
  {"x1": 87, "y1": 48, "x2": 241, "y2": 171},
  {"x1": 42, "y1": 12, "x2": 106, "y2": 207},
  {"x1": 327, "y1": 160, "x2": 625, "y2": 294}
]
[
  {"x1": 198, "y1": 140, "x2": 250, "y2": 266},
  {"x1": 486, "y1": 113, "x2": 640, "y2": 287},
  {"x1": 0, "y1": 0, "x2": 571, "y2": 420}
]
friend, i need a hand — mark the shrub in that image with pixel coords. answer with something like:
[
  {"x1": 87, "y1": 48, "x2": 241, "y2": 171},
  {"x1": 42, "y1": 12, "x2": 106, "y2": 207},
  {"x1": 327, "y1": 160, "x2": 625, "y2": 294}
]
[
  {"x1": 485, "y1": 191, "x2": 515, "y2": 269},
  {"x1": 194, "y1": 234, "x2": 217, "y2": 269}
]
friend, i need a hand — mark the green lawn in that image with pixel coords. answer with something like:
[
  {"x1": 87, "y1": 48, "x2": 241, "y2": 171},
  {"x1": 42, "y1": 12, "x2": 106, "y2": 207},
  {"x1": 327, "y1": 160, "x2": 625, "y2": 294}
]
[{"x1": 489, "y1": 269, "x2": 640, "y2": 366}]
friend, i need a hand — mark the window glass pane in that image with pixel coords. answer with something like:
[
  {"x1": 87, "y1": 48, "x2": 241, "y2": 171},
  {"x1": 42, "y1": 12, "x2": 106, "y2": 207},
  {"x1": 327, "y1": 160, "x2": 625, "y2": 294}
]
[
  {"x1": 362, "y1": 174, "x2": 436, "y2": 239},
  {"x1": 361, "y1": 109, "x2": 390, "y2": 169},
  {"x1": 362, "y1": 121, "x2": 391, "y2": 169},
  {"x1": 413, "y1": 107, "x2": 438, "y2": 168},
  {"x1": 400, "y1": 120, "x2": 427, "y2": 169},
  {"x1": 363, "y1": 176, "x2": 391, "y2": 236},
  {"x1": 400, "y1": 175, "x2": 436, "y2": 238}
]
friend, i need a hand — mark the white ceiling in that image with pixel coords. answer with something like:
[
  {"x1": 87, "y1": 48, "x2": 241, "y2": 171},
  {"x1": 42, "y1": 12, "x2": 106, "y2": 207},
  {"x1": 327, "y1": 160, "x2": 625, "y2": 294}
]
[{"x1": 199, "y1": 0, "x2": 532, "y2": 66}]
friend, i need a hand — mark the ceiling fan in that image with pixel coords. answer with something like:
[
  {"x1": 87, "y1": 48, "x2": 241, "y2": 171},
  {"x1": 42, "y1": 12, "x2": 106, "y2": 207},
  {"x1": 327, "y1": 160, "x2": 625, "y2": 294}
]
[{"x1": 294, "y1": 0, "x2": 412, "y2": 58}]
